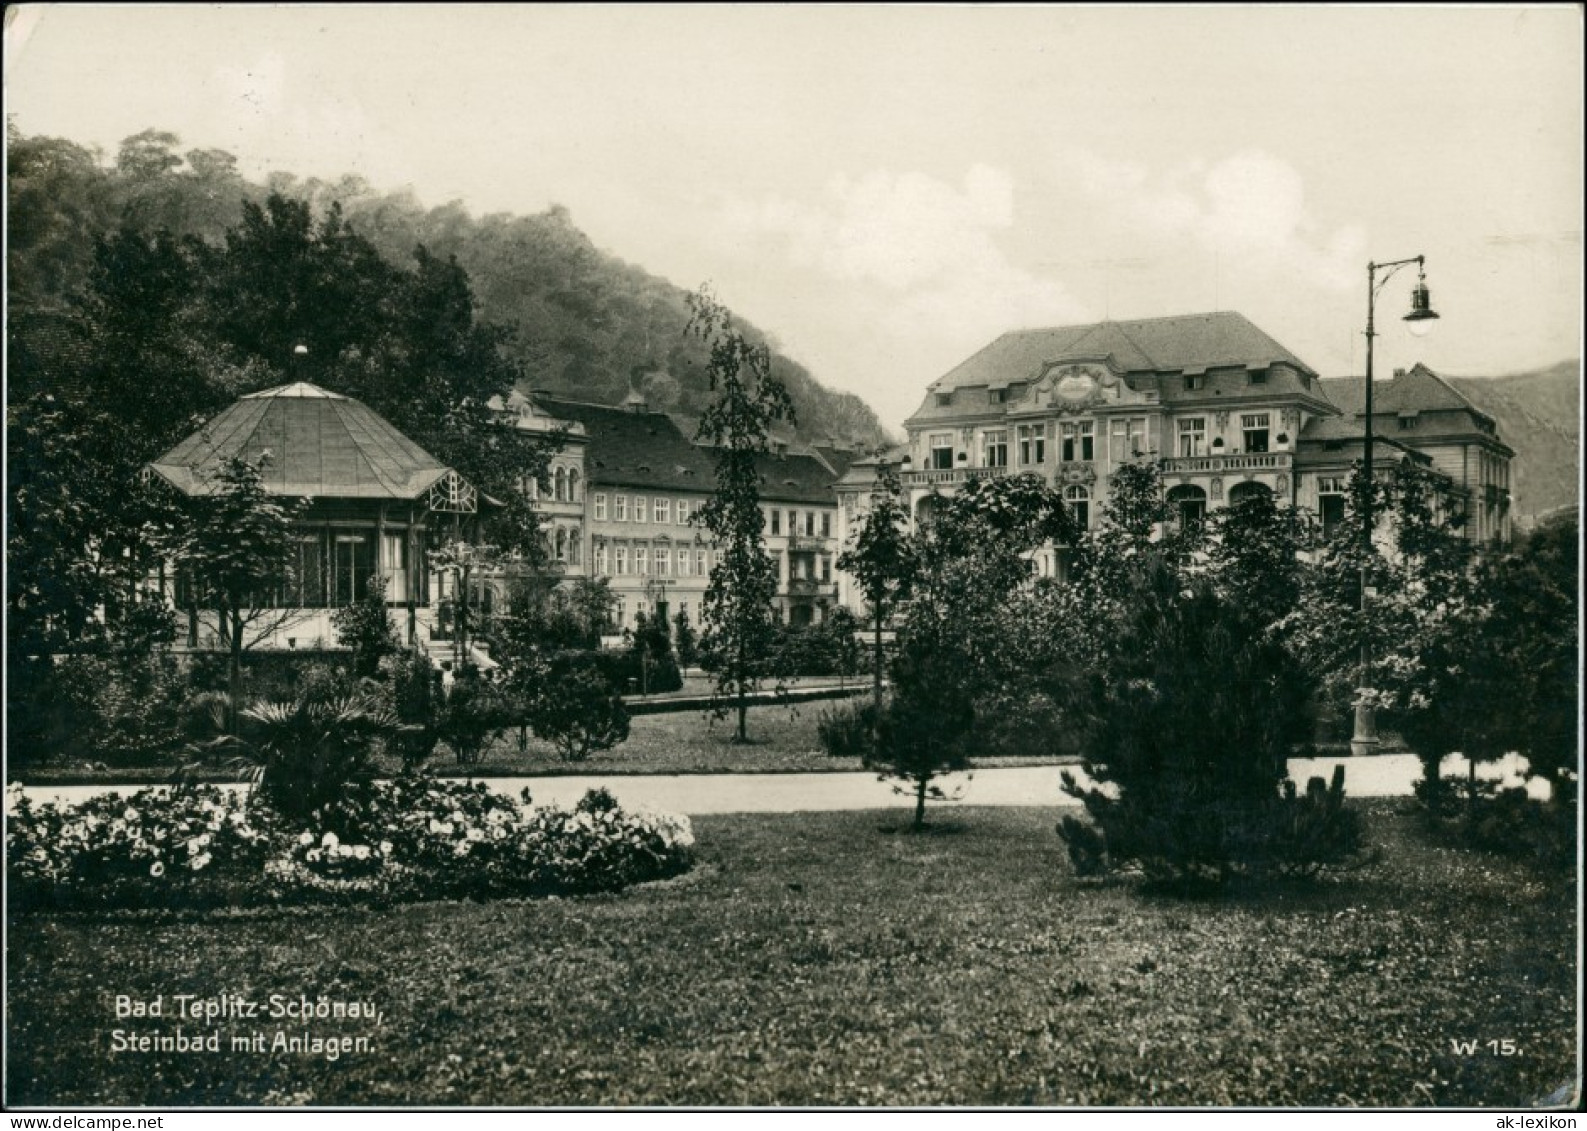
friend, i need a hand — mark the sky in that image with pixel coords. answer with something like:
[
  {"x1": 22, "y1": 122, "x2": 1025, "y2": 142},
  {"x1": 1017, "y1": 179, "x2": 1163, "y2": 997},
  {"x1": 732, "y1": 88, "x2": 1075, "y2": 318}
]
[{"x1": 6, "y1": 4, "x2": 1583, "y2": 431}]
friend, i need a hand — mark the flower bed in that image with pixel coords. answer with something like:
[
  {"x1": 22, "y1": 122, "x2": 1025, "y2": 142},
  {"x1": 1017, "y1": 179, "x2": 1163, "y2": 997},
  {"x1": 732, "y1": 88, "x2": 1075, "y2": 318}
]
[{"x1": 6, "y1": 780, "x2": 693, "y2": 912}]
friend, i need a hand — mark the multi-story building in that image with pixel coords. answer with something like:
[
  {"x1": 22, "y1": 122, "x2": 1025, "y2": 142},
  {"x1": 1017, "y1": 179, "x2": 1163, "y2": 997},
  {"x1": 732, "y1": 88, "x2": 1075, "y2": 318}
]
[
  {"x1": 1298, "y1": 363, "x2": 1514, "y2": 545},
  {"x1": 527, "y1": 392, "x2": 846, "y2": 633},
  {"x1": 835, "y1": 312, "x2": 1514, "y2": 615}
]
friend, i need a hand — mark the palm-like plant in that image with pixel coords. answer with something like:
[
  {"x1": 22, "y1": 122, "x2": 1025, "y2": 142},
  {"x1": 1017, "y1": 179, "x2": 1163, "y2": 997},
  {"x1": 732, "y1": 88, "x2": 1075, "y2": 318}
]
[{"x1": 240, "y1": 692, "x2": 397, "y2": 819}]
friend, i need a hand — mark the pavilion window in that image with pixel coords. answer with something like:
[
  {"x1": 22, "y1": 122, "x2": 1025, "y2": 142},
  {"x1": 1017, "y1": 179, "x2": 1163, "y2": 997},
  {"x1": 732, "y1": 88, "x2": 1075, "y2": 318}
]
[
  {"x1": 929, "y1": 432, "x2": 954, "y2": 470},
  {"x1": 1061, "y1": 421, "x2": 1094, "y2": 462},
  {"x1": 380, "y1": 532, "x2": 408, "y2": 605},
  {"x1": 333, "y1": 534, "x2": 375, "y2": 606}
]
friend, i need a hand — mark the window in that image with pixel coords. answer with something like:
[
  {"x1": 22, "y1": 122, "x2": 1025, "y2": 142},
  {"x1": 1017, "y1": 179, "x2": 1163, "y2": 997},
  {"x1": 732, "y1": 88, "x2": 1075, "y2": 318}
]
[
  {"x1": 568, "y1": 531, "x2": 581, "y2": 566},
  {"x1": 655, "y1": 546, "x2": 671, "y2": 576},
  {"x1": 634, "y1": 496, "x2": 648, "y2": 524},
  {"x1": 554, "y1": 528, "x2": 568, "y2": 562},
  {"x1": 1110, "y1": 417, "x2": 1147, "y2": 458},
  {"x1": 929, "y1": 432, "x2": 954, "y2": 470},
  {"x1": 677, "y1": 499, "x2": 690, "y2": 525},
  {"x1": 696, "y1": 549, "x2": 708, "y2": 577},
  {"x1": 381, "y1": 533, "x2": 408, "y2": 604},
  {"x1": 981, "y1": 429, "x2": 1009, "y2": 468},
  {"x1": 1061, "y1": 421, "x2": 1094, "y2": 462},
  {"x1": 1064, "y1": 486, "x2": 1091, "y2": 532},
  {"x1": 614, "y1": 599, "x2": 626, "y2": 629},
  {"x1": 332, "y1": 534, "x2": 374, "y2": 606},
  {"x1": 935, "y1": 392, "x2": 952, "y2": 408},
  {"x1": 568, "y1": 470, "x2": 580, "y2": 503},
  {"x1": 788, "y1": 510, "x2": 797, "y2": 536},
  {"x1": 654, "y1": 498, "x2": 671, "y2": 524},
  {"x1": 634, "y1": 545, "x2": 648, "y2": 575},
  {"x1": 291, "y1": 535, "x2": 325, "y2": 607},
  {"x1": 1249, "y1": 369, "x2": 1268, "y2": 386},
  {"x1": 1167, "y1": 485, "x2": 1207, "y2": 531},
  {"x1": 988, "y1": 387, "x2": 1009, "y2": 405},
  {"x1": 615, "y1": 495, "x2": 628, "y2": 522},
  {"x1": 1184, "y1": 375, "x2": 1205, "y2": 392},
  {"x1": 593, "y1": 493, "x2": 608, "y2": 521},
  {"x1": 1318, "y1": 475, "x2": 1348, "y2": 540},
  {"x1": 595, "y1": 543, "x2": 609, "y2": 575},
  {"x1": 1177, "y1": 417, "x2": 1207, "y2": 458},
  {"x1": 820, "y1": 556, "x2": 832, "y2": 582},
  {"x1": 1241, "y1": 413, "x2": 1270, "y2": 453},
  {"x1": 614, "y1": 544, "x2": 628, "y2": 575},
  {"x1": 770, "y1": 509, "x2": 781, "y2": 536},
  {"x1": 1398, "y1": 413, "x2": 1419, "y2": 431},
  {"x1": 821, "y1": 511, "x2": 832, "y2": 538},
  {"x1": 677, "y1": 548, "x2": 690, "y2": 576},
  {"x1": 1018, "y1": 424, "x2": 1046, "y2": 465},
  {"x1": 804, "y1": 510, "x2": 816, "y2": 537},
  {"x1": 553, "y1": 467, "x2": 567, "y2": 502}
]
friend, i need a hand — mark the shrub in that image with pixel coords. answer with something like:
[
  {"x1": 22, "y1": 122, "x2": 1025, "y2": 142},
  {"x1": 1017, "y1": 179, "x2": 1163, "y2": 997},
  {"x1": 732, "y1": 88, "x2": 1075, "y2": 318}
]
[
  {"x1": 381, "y1": 647, "x2": 442, "y2": 770},
  {"x1": 48, "y1": 652, "x2": 191, "y2": 764},
  {"x1": 529, "y1": 660, "x2": 630, "y2": 762},
  {"x1": 434, "y1": 667, "x2": 511, "y2": 765},
  {"x1": 1056, "y1": 569, "x2": 1360, "y2": 886},
  {"x1": 816, "y1": 699, "x2": 879, "y2": 759},
  {"x1": 239, "y1": 691, "x2": 397, "y2": 820},
  {"x1": 331, "y1": 574, "x2": 400, "y2": 679}
]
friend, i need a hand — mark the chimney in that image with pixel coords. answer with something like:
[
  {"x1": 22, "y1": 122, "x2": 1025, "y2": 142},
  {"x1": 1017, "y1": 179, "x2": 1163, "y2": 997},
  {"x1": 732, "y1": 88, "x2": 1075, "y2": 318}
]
[{"x1": 1393, "y1": 368, "x2": 1406, "y2": 378}]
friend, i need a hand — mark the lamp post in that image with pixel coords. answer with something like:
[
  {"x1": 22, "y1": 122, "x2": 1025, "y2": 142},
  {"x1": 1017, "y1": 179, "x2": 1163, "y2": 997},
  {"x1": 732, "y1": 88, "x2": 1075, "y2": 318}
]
[{"x1": 1351, "y1": 256, "x2": 1439, "y2": 756}]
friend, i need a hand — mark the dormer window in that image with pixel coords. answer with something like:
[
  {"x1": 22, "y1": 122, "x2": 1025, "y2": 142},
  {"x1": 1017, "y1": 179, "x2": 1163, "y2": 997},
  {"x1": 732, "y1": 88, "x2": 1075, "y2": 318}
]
[
  {"x1": 935, "y1": 392, "x2": 952, "y2": 408},
  {"x1": 1249, "y1": 369, "x2": 1268, "y2": 386},
  {"x1": 1184, "y1": 375, "x2": 1205, "y2": 392},
  {"x1": 989, "y1": 388, "x2": 1007, "y2": 405}
]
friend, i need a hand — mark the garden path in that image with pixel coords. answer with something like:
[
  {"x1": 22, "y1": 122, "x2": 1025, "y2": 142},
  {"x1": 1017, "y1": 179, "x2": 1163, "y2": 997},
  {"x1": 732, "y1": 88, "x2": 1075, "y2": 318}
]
[{"x1": 20, "y1": 752, "x2": 1542, "y2": 815}]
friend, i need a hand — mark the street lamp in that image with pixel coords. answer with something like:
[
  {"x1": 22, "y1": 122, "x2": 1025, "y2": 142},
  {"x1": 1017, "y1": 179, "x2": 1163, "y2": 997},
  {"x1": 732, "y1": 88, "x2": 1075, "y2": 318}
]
[{"x1": 1351, "y1": 255, "x2": 1439, "y2": 757}]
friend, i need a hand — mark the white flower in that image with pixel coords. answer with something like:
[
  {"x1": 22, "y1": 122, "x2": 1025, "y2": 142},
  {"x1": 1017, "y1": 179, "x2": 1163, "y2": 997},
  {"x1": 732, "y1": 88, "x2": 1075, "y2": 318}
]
[
  {"x1": 351, "y1": 845, "x2": 371, "y2": 861},
  {"x1": 466, "y1": 827, "x2": 485, "y2": 842},
  {"x1": 192, "y1": 853, "x2": 212, "y2": 871},
  {"x1": 321, "y1": 831, "x2": 340, "y2": 848},
  {"x1": 298, "y1": 831, "x2": 315, "y2": 846},
  {"x1": 149, "y1": 861, "x2": 165, "y2": 878},
  {"x1": 379, "y1": 840, "x2": 394, "y2": 856}
]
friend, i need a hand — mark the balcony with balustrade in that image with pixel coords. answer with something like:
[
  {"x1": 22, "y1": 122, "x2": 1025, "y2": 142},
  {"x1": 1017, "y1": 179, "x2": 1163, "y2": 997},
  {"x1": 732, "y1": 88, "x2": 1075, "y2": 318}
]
[
  {"x1": 1160, "y1": 451, "x2": 1293, "y2": 475},
  {"x1": 901, "y1": 464, "x2": 1011, "y2": 488}
]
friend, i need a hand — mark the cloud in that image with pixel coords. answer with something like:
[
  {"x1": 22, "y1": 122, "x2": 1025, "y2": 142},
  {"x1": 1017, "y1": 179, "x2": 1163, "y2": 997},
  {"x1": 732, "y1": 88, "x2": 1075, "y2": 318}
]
[
  {"x1": 1064, "y1": 148, "x2": 1364, "y2": 290},
  {"x1": 720, "y1": 164, "x2": 1088, "y2": 347}
]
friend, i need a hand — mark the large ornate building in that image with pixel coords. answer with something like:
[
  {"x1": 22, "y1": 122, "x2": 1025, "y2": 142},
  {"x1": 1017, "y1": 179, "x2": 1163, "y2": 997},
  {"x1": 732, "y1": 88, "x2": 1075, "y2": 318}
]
[{"x1": 835, "y1": 312, "x2": 1513, "y2": 608}]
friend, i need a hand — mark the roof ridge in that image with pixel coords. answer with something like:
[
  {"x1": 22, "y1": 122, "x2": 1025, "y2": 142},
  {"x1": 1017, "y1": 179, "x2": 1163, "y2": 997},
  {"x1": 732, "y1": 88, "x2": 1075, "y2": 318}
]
[{"x1": 1404, "y1": 362, "x2": 1490, "y2": 418}]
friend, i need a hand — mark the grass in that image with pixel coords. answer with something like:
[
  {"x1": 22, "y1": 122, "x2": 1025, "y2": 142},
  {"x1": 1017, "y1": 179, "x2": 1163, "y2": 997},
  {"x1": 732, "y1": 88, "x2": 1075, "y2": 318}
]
[
  {"x1": 14, "y1": 699, "x2": 1074, "y2": 784},
  {"x1": 6, "y1": 801, "x2": 1576, "y2": 1108}
]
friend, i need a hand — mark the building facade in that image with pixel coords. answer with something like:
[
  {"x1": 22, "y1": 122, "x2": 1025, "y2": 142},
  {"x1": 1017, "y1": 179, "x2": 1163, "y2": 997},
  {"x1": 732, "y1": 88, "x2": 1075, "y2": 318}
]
[
  {"x1": 146, "y1": 381, "x2": 487, "y2": 653},
  {"x1": 528, "y1": 393, "x2": 847, "y2": 634},
  {"x1": 835, "y1": 312, "x2": 1514, "y2": 616}
]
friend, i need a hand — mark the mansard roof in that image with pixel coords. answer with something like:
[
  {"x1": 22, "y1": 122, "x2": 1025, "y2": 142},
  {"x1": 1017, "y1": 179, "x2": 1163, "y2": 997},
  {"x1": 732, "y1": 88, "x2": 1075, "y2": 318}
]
[
  {"x1": 908, "y1": 311, "x2": 1324, "y2": 425},
  {"x1": 147, "y1": 381, "x2": 453, "y2": 499}
]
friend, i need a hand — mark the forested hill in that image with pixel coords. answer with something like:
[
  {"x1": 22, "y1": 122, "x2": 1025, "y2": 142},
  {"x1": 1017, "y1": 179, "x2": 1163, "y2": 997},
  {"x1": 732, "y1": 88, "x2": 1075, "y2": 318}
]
[
  {"x1": 1447, "y1": 360, "x2": 1580, "y2": 522},
  {"x1": 5, "y1": 125, "x2": 889, "y2": 448}
]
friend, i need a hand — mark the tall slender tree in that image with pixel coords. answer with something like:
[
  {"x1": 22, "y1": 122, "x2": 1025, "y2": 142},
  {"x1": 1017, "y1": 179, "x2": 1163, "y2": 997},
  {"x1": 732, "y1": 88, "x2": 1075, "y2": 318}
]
[
  {"x1": 687, "y1": 286, "x2": 794, "y2": 742},
  {"x1": 837, "y1": 458, "x2": 918, "y2": 723}
]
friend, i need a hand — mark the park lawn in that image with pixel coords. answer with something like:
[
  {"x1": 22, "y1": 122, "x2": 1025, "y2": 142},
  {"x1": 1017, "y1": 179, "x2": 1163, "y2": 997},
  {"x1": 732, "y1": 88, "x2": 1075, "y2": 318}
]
[
  {"x1": 15, "y1": 699, "x2": 1073, "y2": 784},
  {"x1": 5, "y1": 802, "x2": 1576, "y2": 1108}
]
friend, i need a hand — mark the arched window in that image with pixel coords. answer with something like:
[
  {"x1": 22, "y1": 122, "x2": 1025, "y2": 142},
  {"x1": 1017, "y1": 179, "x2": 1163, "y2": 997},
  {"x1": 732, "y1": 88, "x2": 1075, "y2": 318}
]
[
  {"x1": 555, "y1": 527, "x2": 568, "y2": 562},
  {"x1": 1228, "y1": 480, "x2": 1274, "y2": 507},
  {"x1": 1063, "y1": 485, "x2": 1091, "y2": 532},
  {"x1": 567, "y1": 469, "x2": 581, "y2": 503},
  {"x1": 1167, "y1": 484, "x2": 1207, "y2": 531},
  {"x1": 568, "y1": 529, "x2": 582, "y2": 566},
  {"x1": 553, "y1": 467, "x2": 567, "y2": 502}
]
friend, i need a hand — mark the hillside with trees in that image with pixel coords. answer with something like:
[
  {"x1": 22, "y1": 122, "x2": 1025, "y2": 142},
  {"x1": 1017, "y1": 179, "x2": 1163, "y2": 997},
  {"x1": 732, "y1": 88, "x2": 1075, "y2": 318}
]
[
  {"x1": 1447, "y1": 359, "x2": 1580, "y2": 522},
  {"x1": 5, "y1": 123, "x2": 889, "y2": 448}
]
